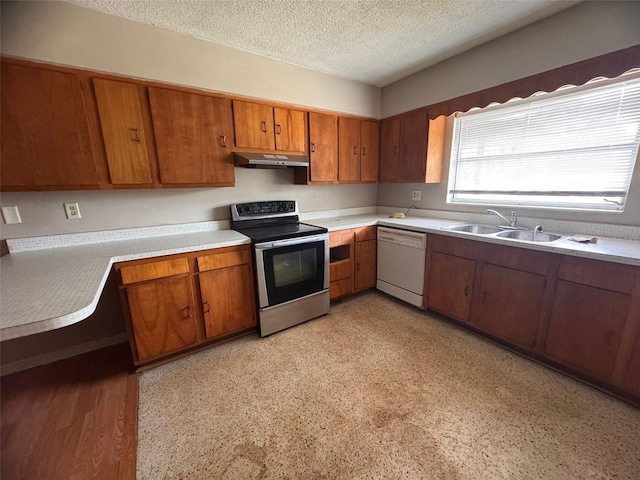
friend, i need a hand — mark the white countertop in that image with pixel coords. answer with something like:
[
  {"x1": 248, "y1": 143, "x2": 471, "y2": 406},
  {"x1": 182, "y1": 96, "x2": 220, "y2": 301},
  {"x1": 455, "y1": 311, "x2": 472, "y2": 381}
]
[
  {"x1": 2, "y1": 213, "x2": 638, "y2": 342},
  {"x1": 0, "y1": 230, "x2": 249, "y2": 341}
]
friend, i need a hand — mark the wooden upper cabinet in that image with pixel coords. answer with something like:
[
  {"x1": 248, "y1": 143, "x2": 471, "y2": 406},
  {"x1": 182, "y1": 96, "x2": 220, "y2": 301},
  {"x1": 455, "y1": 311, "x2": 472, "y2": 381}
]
[
  {"x1": 308, "y1": 112, "x2": 338, "y2": 183},
  {"x1": 1, "y1": 62, "x2": 101, "y2": 189},
  {"x1": 379, "y1": 118, "x2": 400, "y2": 183},
  {"x1": 148, "y1": 87, "x2": 234, "y2": 185},
  {"x1": 380, "y1": 112, "x2": 445, "y2": 184},
  {"x1": 360, "y1": 120, "x2": 380, "y2": 183},
  {"x1": 233, "y1": 100, "x2": 275, "y2": 150},
  {"x1": 338, "y1": 117, "x2": 361, "y2": 183},
  {"x1": 93, "y1": 78, "x2": 152, "y2": 185},
  {"x1": 274, "y1": 107, "x2": 306, "y2": 153}
]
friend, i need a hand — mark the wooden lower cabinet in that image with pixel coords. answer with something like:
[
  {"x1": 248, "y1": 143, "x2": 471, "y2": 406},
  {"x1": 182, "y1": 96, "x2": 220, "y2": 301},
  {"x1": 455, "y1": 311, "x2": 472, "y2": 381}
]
[
  {"x1": 126, "y1": 275, "x2": 198, "y2": 362},
  {"x1": 543, "y1": 259, "x2": 634, "y2": 382},
  {"x1": 623, "y1": 333, "x2": 640, "y2": 396},
  {"x1": 116, "y1": 245, "x2": 257, "y2": 366},
  {"x1": 329, "y1": 226, "x2": 377, "y2": 300},
  {"x1": 473, "y1": 263, "x2": 546, "y2": 350},
  {"x1": 197, "y1": 251, "x2": 257, "y2": 339},
  {"x1": 426, "y1": 252, "x2": 475, "y2": 323}
]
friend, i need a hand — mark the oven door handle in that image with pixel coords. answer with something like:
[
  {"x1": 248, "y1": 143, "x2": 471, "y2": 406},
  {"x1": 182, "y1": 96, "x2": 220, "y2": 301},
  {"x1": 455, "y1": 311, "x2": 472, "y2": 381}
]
[{"x1": 255, "y1": 233, "x2": 328, "y2": 250}]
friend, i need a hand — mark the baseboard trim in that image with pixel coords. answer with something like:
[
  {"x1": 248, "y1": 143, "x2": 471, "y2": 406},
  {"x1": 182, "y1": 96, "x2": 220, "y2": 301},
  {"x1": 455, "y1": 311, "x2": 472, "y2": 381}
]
[{"x1": 1, "y1": 333, "x2": 129, "y2": 376}]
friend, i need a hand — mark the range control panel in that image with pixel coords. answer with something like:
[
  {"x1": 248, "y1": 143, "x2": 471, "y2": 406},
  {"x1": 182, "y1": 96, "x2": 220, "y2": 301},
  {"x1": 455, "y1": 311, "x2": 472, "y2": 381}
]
[{"x1": 231, "y1": 201, "x2": 298, "y2": 220}]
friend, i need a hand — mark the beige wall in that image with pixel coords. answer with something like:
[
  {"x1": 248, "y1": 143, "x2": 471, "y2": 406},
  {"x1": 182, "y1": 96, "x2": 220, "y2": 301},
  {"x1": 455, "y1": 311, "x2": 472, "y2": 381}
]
[
  {"x1": 382, "y1": 1, "x2": 640, "y2": 117},
  {"x1": 379, "y1": 1, "x2": 640, "y2": 227}
]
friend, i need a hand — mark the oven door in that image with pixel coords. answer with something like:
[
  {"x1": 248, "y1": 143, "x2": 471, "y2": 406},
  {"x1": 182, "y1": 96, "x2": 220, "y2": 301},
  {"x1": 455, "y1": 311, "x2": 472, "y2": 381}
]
[{"x1": 254, "y1": 233, "x2": 329, "y2": 308}]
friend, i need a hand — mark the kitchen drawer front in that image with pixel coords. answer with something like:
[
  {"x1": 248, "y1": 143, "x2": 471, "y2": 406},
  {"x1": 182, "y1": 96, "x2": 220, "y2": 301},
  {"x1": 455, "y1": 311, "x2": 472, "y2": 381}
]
[
  {"x1": 330, "y1": 278, "x2": 353, "y2": 300},
  {"x1": 330, "y1": 259, "x2": 352, "y2": 281},
  {"x1": 330, "y1": 229, "x2": 354, "y2": 247},
  {"x1": 558, "y1": 258, "x2": 635, "y2": 294},
  {"x1": 430, "y1": 234, "x2": 482, "y2": 260},
  {"x1": 354, "y1": 226, "x2": 376, "y2": 242},
  {"x1": 197, "y1": 248, "x2": 251, "y2": 272},
  {"x1": 120, "y1": 257, "x2": 189, "y2": 285}
]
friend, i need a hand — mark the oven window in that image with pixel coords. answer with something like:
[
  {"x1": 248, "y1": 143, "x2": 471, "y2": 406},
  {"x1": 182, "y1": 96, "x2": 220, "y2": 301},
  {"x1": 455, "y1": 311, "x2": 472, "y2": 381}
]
[
  {"x1": 273, "y1": 249, "x2": 317, "y2": 287},
  {"x1": 261, "y1": 239, "x2": 327, "y2": 307}
]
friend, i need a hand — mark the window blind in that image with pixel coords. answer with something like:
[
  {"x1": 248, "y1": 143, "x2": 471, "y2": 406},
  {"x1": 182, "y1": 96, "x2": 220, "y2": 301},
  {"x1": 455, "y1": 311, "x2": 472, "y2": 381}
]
[{"x1": 448, "y1": 74, "x2": 640, "y2": 211}]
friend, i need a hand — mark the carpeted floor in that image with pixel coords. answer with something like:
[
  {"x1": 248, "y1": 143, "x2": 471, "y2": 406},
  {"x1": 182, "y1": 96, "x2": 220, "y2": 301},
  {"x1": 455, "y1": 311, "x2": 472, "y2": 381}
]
[{"x1": 138, "y1": 292, "x2": 640, "y2": 479}]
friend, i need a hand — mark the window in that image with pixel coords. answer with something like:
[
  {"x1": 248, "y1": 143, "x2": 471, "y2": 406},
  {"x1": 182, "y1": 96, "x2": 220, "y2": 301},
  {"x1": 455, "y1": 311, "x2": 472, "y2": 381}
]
[{"x1": 447, "y1": 73, "x2": 640, "y2": 212}]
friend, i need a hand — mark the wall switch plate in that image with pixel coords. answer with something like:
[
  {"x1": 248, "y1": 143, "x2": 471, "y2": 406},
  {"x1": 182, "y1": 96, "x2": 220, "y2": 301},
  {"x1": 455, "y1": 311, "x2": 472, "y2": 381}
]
[
  {"x1": 1, "y1": 206, "x2": 22, "y2": 224},
  {"x1": 64, "y1": 202, "x2": 82, "y2": 219},
  {"x1": 411, "y1": 190, "x2": 422, "y2": 201}
]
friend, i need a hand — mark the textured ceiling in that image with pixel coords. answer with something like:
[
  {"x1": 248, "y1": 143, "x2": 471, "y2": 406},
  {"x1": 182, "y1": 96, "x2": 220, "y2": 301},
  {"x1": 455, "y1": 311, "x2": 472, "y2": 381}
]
[{"x1": 65, "y1": 0, "x2": 579, "y2": 87}]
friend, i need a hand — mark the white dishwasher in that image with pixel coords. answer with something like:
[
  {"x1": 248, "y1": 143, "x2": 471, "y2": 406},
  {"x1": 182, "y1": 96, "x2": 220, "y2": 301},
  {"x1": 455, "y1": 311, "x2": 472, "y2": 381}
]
[{"x1": 377, "y1": 226, "x2": 427, "y2": 307}]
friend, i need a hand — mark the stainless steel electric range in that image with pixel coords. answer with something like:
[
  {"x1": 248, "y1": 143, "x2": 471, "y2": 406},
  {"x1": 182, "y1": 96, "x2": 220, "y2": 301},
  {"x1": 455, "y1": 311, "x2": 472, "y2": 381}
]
[{"x1": 230, "y1": 201, "x2": 330, "y2": 336}]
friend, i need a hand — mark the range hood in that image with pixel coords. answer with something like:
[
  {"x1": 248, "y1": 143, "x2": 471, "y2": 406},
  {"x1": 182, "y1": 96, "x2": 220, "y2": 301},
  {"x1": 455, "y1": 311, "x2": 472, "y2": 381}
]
[{"x1": 233, "y1": 152, "x2": 309, "y2": 168}]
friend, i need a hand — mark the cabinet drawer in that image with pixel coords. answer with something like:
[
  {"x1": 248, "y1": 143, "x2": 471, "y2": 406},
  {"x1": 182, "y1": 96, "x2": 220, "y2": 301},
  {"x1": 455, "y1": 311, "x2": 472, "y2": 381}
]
[
  {"x1": 197, "y1": 248, "x2": 251, "y2": 272},
  {"x1": 330, "y1": 278, "x2": 353, "y2": 300},
  {"x1": 355, "y1": 226, "x2": 376, "y2": 242},
  {"x1": 558, "y1": 259, "x2": 634, "y2": 294},
  {"x1": 330, "y1": 259, "x2": 352, "y2": 281},
  {"x1": 120, "y1": 257, "x2": 189, "y2": 285},
  {"x1": 330, "y1": 229, "x2": 354, "y2": 247}
]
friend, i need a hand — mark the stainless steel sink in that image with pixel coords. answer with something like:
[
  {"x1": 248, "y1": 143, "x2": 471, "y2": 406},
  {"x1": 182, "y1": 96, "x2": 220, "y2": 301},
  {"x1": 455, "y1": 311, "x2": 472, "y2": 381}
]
[
  {"x1": 496, "y1": 230, "x2": 564, "y2": 243},
  {"x1": 449, "y1": 224, "x2": 501, "y2": 234}
]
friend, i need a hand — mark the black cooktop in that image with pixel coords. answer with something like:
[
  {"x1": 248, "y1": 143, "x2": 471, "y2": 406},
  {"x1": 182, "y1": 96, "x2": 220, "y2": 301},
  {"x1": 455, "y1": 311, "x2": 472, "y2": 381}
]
[
  {"x1": 234, "y1": 222, "x2": 327, "y2": 243},
  {"x1": 230, "y1": 201, "x2": 327, "y2": 243}
]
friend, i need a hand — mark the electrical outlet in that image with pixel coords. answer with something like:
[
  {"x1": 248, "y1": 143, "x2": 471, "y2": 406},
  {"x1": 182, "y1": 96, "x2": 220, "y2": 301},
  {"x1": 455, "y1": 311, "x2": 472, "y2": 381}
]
[
  {"x1": 64, "y1": 202, "x2": 82, "y2": 219},
  {"x1": 1, "y1": 206, "x2": 22, "y2": 224},
  {"x1": 411, "y1": 190, "x2": 422, "y2": 201}
]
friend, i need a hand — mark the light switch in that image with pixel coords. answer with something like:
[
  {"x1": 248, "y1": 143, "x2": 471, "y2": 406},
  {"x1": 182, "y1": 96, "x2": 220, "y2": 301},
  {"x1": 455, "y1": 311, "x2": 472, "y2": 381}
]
[{"x1": 1, "y1": 205, "x2": 22, "y2": 224}]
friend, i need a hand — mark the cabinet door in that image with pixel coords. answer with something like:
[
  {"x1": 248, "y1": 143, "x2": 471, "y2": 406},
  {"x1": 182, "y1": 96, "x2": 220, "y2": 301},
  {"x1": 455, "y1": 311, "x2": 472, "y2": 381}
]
[
  {"x1": 544, "y1": 280, "x2": 630, "y2": 381},
  {"x1": 126, "y1": 276, "x2": 198, "y2": 362},
  {"x1": 474, "y1": 264, "x2": 546, "y2": 350},
  {"x1": 355, "y1": 239, "x2": 377, "y2": 291},
  {"x1": 198, "y1": 264, "x2": 257, "y2": 339},
  {"x1": 379, "y1": 118, "x2": 400, "y2": 183},
  {"x1": 233, "y1": 101, "x2": 275, "y2": 150},
  {"x1": 427, "y1": 252, "x2": 475, "y2": 322},
  {"x1": 1, "y1": 63, "x2": 100, "y2": 188},
  {"x1": 360, "y1": 120, "x2": 380, "y2": 183},
  {"x1": 93, "y1": 78, "x2": 152, "y2": 185},
  {"x1": 149, "y1": 88, "x2": 234, "y2": 185},
  {"x1": 309, "y1": 112, "x2": 338, "y2": 183},
  {"x1": 399, "y1": 110, "x2": 428, "y2": 183},
  {"x1": 623, "y1": 333, "x2": 640, "y2": 396},
  {"x1": 338, "y1": 117, "x2": 361, "y2": 183},
  {"x1": 274, "y1": 107, "x2": 306, "y2": 152}
]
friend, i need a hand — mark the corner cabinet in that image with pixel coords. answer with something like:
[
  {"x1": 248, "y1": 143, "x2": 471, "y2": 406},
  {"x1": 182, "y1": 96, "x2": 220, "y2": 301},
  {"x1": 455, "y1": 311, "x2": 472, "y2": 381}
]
[
  {"x1": 379, "y1": 113, "x2": 445, "y2": 184},
  {"x1": 1, "y1": 61, "x2": 104, "y2": 190},
  {"x1": 115, "y1": 245, "x2": 257, "y2": 367}
]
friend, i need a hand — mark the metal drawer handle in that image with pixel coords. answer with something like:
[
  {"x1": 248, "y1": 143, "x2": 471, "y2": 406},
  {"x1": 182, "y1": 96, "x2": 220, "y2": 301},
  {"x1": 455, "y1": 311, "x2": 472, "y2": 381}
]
[
  {"x1": 393, "y1": 145, "x2": 397, "y2": 155},
  {"x1": 130, "y1": 128, "x2": 140, "y2": 142},
  {"x1": 261, "y1": 121, "x2": 267, "y2": 133},
  {"x1": 353, "y1": 146, "x2": 357, "y2": 155},
  {"x1": 182, "y1": 305, "x2": 192, "y2": 319},
  {"x1": 202, "y1": 301, "x2": 210, "y2": 314},
  {"x1": 311, "y1": 143, "x2": 316, "y2": 152},
  {"x1": 464, "y1": 286, "x2": 469, "y2": 297},
  {"x1": 275, "y1": 124, "x2": 282, "y2": 135},
  {"x1": 362, "y1": 147, "x2": 366, "y2": 156},
  {"x1": 219, "y1": 135, "x2": 227, "y2": 147}
]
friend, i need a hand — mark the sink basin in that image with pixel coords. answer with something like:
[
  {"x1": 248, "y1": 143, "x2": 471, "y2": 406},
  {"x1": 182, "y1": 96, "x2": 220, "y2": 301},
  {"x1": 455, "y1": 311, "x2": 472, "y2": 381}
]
[
  {"x1": 496, "y1": 230, "x2": 564, "y2": 243},
  {"x1": 449, "y1": 224, "x2": 502, "y2": 234}
]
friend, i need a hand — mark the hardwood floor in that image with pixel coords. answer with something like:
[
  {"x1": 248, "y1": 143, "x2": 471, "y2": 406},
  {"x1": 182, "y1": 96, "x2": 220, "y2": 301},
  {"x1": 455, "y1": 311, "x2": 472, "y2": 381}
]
[{"x1": 1, "y1": 343, "x2": 137, "y2": 480}]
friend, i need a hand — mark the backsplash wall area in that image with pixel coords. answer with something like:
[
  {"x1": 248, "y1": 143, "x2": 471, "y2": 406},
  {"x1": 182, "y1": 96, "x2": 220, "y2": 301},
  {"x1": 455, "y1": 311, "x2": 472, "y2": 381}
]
[{"x1": 0, "y1": 168, "x2": 378, "y2": 241}]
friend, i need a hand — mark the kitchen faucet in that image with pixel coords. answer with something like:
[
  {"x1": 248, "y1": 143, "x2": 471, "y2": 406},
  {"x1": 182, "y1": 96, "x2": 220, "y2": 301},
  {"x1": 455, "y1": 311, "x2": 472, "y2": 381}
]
[{"x1": 487, "y1": 209, "x2": 518, "y2": 229}]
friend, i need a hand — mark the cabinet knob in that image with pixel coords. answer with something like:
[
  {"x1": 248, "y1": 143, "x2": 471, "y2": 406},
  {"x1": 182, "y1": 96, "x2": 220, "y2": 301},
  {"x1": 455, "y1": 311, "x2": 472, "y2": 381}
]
[
  {"x1": 202, "y1": 301, "x2": 210, "y2": 314},
  {"x1": 261, "y1": 121, "x2": 267, "y2": 133},
  {"x1": 275, "y1": 124, "x2": 282, "y2": 135},
  {"x1": 129, "y1": 128, "x2": 140, "y2": 142},
  {"x1": 219, "y1": 135, "x2": 227, "y2": 147},
  {"x1": 182, "y1": 305, "x2": 191, "y2": 319},
  {"x1": 311, "y1": 143, "x2": 316, "y2": 152}
]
